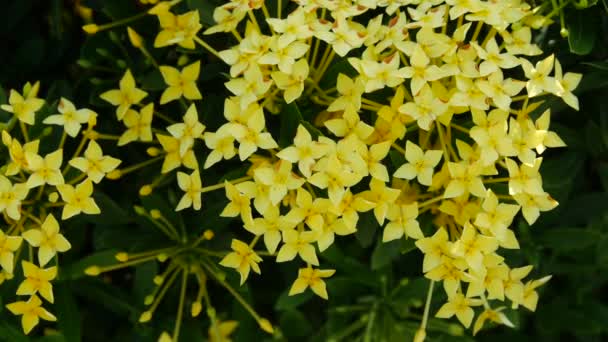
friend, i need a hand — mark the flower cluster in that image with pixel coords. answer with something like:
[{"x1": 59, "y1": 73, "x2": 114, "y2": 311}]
[
  {"x1": 1, "y1": 0, "x2": 582, "y2": 339},
  {"x1": 0, "y1": 84, "x2": 121, "y2": 333}
]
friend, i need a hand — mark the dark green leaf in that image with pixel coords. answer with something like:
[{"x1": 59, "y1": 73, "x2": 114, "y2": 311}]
[
  {"x1": 279, "y1": 310, "x2": 312, "y2": 338},
  {"x1": 537, "y1": 227, "x2": 600, "y2": 251},
  {"x1": 275, "y1": 289, "x2": 313, "y2": 311},
  {"x1": 371, "y1": 239, "x2": 400, "y2": 270},
  {"x1": 55, "y1": 284, "x2": 81, "y2": 342},
  {"x1": 279, "y1": 102, "x2": 303, "y2": 148},
  {"x1": 567, "y1": 9, "x2": 597, "y2": 55}
]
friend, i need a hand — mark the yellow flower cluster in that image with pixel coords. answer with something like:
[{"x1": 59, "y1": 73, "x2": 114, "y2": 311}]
[
  {"x1": 40, "y1": 0, "x2": 581, "y2": 339},
  {"x1": 0, "y1": 83, "x2": 123, "y2": 333},
  {"x1": 194, "y1": 0, "x2": 581, "y2": 336}
]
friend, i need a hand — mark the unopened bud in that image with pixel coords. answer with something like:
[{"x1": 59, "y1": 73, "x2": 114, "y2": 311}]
[
  {"x1": 139, "y1": 311, "x2": 152, "y2": 323},
  {"x1": 203, "y1": 229, "x2": 214, "y2": 240},
  {"x1": 127, "y1": 27, "x2": 144, "y2": 48},
  {"x1": 107, "y1": 170, "x2": 122, "y2": 180},
  {"x1": 144, "y1": 295, "x2": 154, "y2": 305},
  {"x1": 191, "y1": 302, "x2": 202, "y2": 317},
  {"x1": 139, "y1": 185, "x2": 153, "y2": 196},
  {"x1": 85, "y1": 266, "x2": 101, "y2": 276},
  {"x1": 115, "y1": 252, "x2": 129, "y2": 262},
  {"x1": 146, "y1": 147, "x2": 161, "y2": 156},
  {"x1": 134, "y1": 205, "x2": 147, "y2": 216},
  {"x1": 48, "y1": 192, "x2": 59, "y2": 203},
  {"x1": 177, "y1": 55, "x2": 189, "y2": 67},
  {"x1": 82, "y1": 24, "x2": 99, "y2": 35},
  {"x1": 153, "y1": 275, "x2": 164, "y2": 285},
  {"x1": 258, "y1": 318, "x2": 274, "y2": 334},
  {"x1": 150, "y1": 209, "x2": 162, "y2": 219},
  {"x1": 157, "y1": 253, "x2": 168, "y2": 262}
]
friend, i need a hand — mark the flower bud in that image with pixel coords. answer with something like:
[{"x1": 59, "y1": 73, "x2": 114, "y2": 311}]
[
  {"x1": 85, "y1": 266, "x2": 101, "y2": 276},
  {"x1": 82, "y1": 24, "x2": 99, "y2": 35},
  {"x1": 127, "y1": 27, "x2": 144, "y2": 48}
]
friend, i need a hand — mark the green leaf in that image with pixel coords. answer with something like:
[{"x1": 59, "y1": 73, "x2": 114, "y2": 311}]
[
  {"x1": 275, "y1": 289, "x2": 313, "y2": 311},
  {"x1": 0, "y1": 320, "x2": 29, "y2": 342},
  {"x1": 537, "y1": 227, "x2": 600, "y2": 251},
  {"x1": 567, "y1": 9, "x2": 597, "y2": 55},
  {"x1": 371, "y1": 239, "x2": 400, "y2": 270},
  {"x1": 71, "y1": 278, "x2": 138, "y2": 316},
  {"x1": 55, "y1": 284, "x2": 81, "y2": 342},
  {"x1": 90, "y1": 192, "x2": 132, "y2": 225},
  {"x1": 356, "y1": 212, "x2": 379, "y2": 248},
  {"x1": 279, "y1": 102, "x2": 303, "y2": 148},
  {"x1": 279, "y1": 310, "x2": 313, "y2": 339},
  {"x1": 583, "y1": 61, "x2": 608, "y2": 71}
]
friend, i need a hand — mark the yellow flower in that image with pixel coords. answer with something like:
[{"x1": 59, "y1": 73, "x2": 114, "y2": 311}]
[
  {"x1": 474, "y1": 190, "x2": 520, "y2": 242},
  {"x1": 276, "y1": 125, "x2": 328, "y2": 178},
  {"x1": 167, "y1": 104, "x2": 205, "y2": 157},
  {"x1": 0, "y1": 175, "x2": 29, "y2": 220},
  {"x1": 43, "y1": 98, "x2": 95, "y2": 137},
  {"x1": 247, "y1": 206, "x2": 296, "y2": 254},
  {"x1": 220, "y1": 181, "x2": 254, "y2": 223},
  {"x1": 271, "y1": 58, "x2": 309, "y2": 103},
  {"x1": 208, "y1": 320, "x2": 239, "y2": 342},
  {"x1": 471, "y1": 38, "x2": 520, "y2": 76},
  {"x1": 359, "y1": 178, "x2": 402, "y2": 225},
  {"x1": 224, "y1": 65, "x2": 272, "y2": 109},
  {"x1": 219, "y1": 239, "x2": 262, "y2": 285},
  {"x1": 229, "y1": 110, "x2": 278, "y2": 161},
  {"x1": 283, "y1": 188, "x2": 327, "y2": 232},
  {"x1": 415, "y1": 227, "x2": 450, "y2": 273},
  {"x1": 56, "y1": 179, "x2": 101, "y2": 220},
  {"x1": 451, "y1": 222, "x2": 498, "y2": 273},
  {"x1": 118, "y1": 104, "x2": 154, "y2": 146},
  {"x1": 399, "y1": 84, "x2": 447, "y2": 130},
  {"x1": 402, "y1": 45, "x2": 445, "y2": 95},
  {"x1": 505, "y1": 157, "x2": 543, "y2": 195},
  {"x1": 0, "y1": 81, "x2": 45, "y2": 125},
  {"x1": 513, "y1": 191, "x2": 558, "y2": 225},
  {"x1": 156, "y1": 134, "x2": 199, "y2": 173},
  {"x1": 473, "y1": 307, "x2": 514, "y2": 335},
  {"x1": 22, "y1": 214, "x2": 71, "y2": 266},
  {"x1": 203, "y1": 126, "x2": 237, "y2": 168},
  {"x1": 253, "y1": 160, "x2": 304, "y2": 206},
  {"x1": 5, "y1": 295, "x2": 57, "y2": 334},
  {"x1": 554, "y1": 59, "x2": 582, "y2": 110},
  {"x1": 159, "y1": 61, "x2": 202, "y2": 104},
  {"x1": 383, "y1": 203, "x2": 423, "y2": 242},
  {"x1": 435, "y1": 292, "x2": 483, "y2": 328},
  {"x1": 25, "y1": 149, "x2": 64, "y2": 189},
  {"x1": 69, "y1": 140, "x2": 121, "y2": 183},
  {"x1": 394, "y1": 141, "x2": 443, "y2": 186},
  {"x1": 17, "y1": 261, "x2": 57, "y2": 303},
  {"x1": 176, "y1": 170, "x2": 203, "y2": 211},
  {"x1": 288, "y1": 266, "x2": 335, "y2": 299},
  {"x1": 520, "y1": 54, "x2": 559, "y2": 97},
  {"x1": 100, "y1": 69, "x2": 148, "y2": 120},
  {"x1": 443, "y1": 161, "x2": 486, "y2": 198},
  {"x1": 2, "y1": 132, "x2": 40, "y2": 176},
  {"x1": 260, "y1": 38, "x2": 309, "y2": 73},
  {"x1": 154, "y1": 10, "x2": 202, "y2": 49},
  {"x1": 276, "y1": 229, "x2": 319, "y2": 265},
  {"x1": 0, "y1": 229, "x2": 22, "y2": 274}
]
